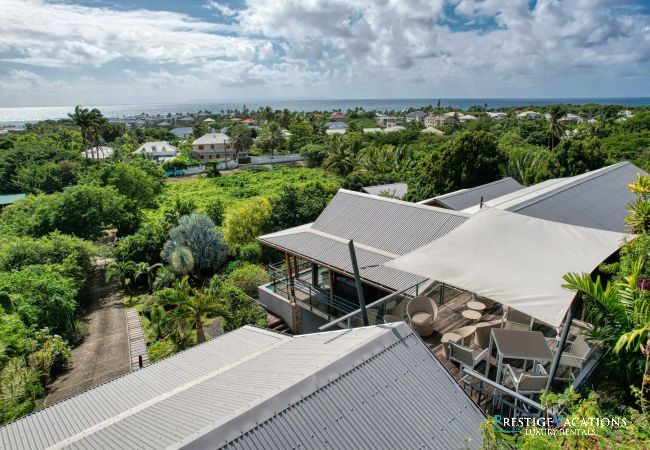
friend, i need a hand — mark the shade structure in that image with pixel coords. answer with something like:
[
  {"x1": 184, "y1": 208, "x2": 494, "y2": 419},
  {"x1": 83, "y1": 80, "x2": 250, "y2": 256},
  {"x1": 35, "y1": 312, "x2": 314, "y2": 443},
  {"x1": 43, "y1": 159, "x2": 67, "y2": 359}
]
[{"x1": 385, "y1": 207, "x2": 628, "y2": 327}]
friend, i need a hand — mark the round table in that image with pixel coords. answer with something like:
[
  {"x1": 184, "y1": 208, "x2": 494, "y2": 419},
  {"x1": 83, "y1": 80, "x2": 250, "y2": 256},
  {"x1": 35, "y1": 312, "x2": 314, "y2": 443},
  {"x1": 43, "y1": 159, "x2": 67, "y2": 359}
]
[
  {"x1": 462, "y1": 309, "x2": 482, "y2": 322},
  {"x1": 441, "y1": 332, "x2": 462, "y2": 358},
  {"x1": 467, "y1": 300, "x2": 486, "y2": 311}
]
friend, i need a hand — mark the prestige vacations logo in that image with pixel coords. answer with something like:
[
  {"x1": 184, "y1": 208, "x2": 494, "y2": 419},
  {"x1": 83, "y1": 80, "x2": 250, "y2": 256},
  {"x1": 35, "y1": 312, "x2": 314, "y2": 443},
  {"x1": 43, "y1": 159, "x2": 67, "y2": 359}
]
[{"x1": 493, "y1": 414, "x2": 628, "y2": 436}]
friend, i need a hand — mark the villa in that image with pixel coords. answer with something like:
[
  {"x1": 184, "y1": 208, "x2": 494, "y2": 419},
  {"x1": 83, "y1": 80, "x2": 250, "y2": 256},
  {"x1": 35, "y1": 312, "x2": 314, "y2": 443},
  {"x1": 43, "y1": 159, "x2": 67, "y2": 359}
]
[
  {"x1": 424, "y1": 114, "x2": 457, "y2": 127},
  {"x1": 419, "y1": 177, "x2": 523, "y2": 210},
  {"x1": 405, "y1": 111, "x2": 427, "y2": 122},
  {"x1": 192, "y1": 132, "x2": 235, "y2": 161},
  {"x1": 329, "y1": 112, "x2": 346, "y2": 120},
  {"x1": 133, "y1": 141, "x2": 180, "y2": 163},
  {"x1": 325, "y1": 121, "x2": 347, "y2": 134},
  {"x1": 375, "y1": 114, "x2": 400, "y2": 127},
  {"x1": 486, "y1": 112, "x2": 507, "y2": 119},
  {"x1": 516, "y1": 111, "x2": 539, "y2": 119},
  {"x1": 170, "y1": 126, "x2": 193, "y2": 138},
  {"x1": 458, "y1": 114, "x2": 477, "y2": 122}
]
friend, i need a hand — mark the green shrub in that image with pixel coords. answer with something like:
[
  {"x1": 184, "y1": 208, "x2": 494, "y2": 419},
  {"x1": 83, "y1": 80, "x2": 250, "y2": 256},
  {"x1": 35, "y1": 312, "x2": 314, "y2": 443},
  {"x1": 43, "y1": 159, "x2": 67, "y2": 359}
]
[
  {"x1": 152, "y1": 266, "x2": 178, "y2": 292},
  {"x1": 238, "y1": 241, "x2": 262, "y2": 263},
  {"x1": 226, "y1": 263, "x2": 269, "y2": 297},
  {"x1": 203, "y1": 198, "x2": 225, "y2": 226}
]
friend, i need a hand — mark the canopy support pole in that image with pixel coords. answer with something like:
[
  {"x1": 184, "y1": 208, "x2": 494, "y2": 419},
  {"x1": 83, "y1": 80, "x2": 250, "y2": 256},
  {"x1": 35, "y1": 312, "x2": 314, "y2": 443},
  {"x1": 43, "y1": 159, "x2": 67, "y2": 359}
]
[
  {"x1": 546, "y1": 307, "x2": 573, "y2": 390},
  {"x1": 348, "y1": 240, "x2": 369, "y2": 326}
]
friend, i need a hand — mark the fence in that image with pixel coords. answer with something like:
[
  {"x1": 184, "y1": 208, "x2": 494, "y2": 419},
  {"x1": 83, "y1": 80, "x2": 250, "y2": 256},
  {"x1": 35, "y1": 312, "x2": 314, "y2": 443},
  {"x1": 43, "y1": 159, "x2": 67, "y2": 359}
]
[{"x1": 250, "y1": 154, "x2": 304, "y2": 165}]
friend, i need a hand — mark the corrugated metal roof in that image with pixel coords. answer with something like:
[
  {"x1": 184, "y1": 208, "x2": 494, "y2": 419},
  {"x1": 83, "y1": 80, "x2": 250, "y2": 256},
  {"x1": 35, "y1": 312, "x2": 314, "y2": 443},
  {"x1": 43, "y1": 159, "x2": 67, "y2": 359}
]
[
  {"x1": 261, "y1": 230, "x2": 427, "y2": 291},
  {"x1": 311, "y1": 190, "x2": 469, "y2": 255},
  {"x1": 422, "y1": 177, "x2": 523, "y2": 210},
  {"x1": 464, "y1": 162, "x2": 647, "y2": 232},
  {"x1": 361, "y1": 183, "x2": 408, "y2": 199},
  {"x1": 0, "y1": 324, "x2": 484, "y2": 450}
]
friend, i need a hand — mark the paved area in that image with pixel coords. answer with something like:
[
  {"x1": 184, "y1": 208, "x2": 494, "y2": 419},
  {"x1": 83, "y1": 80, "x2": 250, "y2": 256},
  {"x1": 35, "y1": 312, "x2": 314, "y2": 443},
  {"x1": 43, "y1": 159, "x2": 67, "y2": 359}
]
[
  {"x1": 45, "y1": 257, "x2": 130, "y2": 405},
  {"x1": 126, "y1": 309, "x2": 149, "y2": 371}
]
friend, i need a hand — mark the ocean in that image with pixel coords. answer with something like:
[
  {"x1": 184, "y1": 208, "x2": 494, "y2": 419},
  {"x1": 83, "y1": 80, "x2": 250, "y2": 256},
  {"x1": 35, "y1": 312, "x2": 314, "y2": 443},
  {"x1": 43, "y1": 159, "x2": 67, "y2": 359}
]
[{"x1": 1, "y1": 97, "x2": 649, "y2": 125}]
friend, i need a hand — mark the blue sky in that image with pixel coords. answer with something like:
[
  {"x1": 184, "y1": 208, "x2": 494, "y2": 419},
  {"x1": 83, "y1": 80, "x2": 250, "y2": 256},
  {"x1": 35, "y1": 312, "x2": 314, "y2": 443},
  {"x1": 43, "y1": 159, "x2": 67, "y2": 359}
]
[{"x1": 0, "y1": 0, "x2": 649, "y2": 107}]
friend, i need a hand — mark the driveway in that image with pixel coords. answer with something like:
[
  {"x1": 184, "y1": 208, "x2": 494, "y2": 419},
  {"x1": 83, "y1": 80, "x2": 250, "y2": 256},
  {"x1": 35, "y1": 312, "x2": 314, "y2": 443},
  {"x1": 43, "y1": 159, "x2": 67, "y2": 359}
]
[{"x1": 45, "y1": 257, "x2": 131, "y2": 405}]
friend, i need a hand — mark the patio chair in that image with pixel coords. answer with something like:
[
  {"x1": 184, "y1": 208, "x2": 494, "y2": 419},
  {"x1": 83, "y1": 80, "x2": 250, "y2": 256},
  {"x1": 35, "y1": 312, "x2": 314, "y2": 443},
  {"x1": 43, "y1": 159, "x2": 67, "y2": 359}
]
[
  {"x1": 406, "y1": 296, "x2": 438, "y2": 337},
  {"x1": 453, "y1": 325, "x2": 477, "y2": 346},
  {"x1": 474, "y1": 319, "x2": 502, "y2": 348},
  {"x1": 502, "y1": 307, "x2": 533, "y2": 331},
  {"x1": 552, "y1": 335, "x2": 593, "y2": 378},
  {"x1": 448, "y1": 341, "x2": 488, "y2": 370},
  {"x1": 504, "y1": 363, "x2": 549, "y2": 397}
]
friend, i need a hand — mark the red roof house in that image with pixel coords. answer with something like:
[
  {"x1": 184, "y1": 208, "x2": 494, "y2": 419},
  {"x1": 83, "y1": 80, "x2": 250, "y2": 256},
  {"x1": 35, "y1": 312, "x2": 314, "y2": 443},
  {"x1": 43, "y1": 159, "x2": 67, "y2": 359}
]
[{"x1": 329, "y1": 112, "x2": 346, "y2": 120}]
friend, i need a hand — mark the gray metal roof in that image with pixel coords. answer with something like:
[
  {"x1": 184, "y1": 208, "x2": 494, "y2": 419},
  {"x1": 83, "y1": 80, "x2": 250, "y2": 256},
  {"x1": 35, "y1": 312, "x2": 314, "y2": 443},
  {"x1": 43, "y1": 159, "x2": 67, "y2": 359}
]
[
  {"x1": 261, "y1": 229, "x2": 427, "y2": 291},
  {"x1": 421, "y1": 177, "x2": 523, "y2": 210},
  {"x1": 0, "y1": 323, "x2": 484, "y2": 450},
  {"x1": 464, "y1": 162, "x2": 647, "y2": 232},
  {"x1": 312, "y1": 190, "x2": 469, "y2": 255},
  {"x1": 361, "y1": 182, "x2": 408, "y2": 199}
]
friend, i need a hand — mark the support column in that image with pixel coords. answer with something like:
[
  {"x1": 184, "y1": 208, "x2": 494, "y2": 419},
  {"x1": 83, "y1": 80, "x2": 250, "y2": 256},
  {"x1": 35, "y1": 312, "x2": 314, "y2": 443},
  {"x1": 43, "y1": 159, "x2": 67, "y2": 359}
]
[
  {"x1": 546, "y1": 308, "x2": 573, "y2": 390},
  {"x1": 285, "y1": 252, "x2": 294, "y2": 299}
]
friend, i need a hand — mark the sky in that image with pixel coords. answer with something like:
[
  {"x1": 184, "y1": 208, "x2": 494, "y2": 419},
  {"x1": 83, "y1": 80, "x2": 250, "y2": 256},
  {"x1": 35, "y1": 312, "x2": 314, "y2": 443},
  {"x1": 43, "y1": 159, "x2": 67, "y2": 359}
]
[{"x1": 0, "y1": 0, "x2": 649, "y2": 107}]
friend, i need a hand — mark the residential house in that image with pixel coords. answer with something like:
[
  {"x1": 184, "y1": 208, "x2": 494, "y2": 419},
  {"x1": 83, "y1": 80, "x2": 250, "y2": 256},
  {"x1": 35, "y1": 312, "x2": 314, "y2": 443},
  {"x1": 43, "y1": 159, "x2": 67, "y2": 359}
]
[
  {"x1": 329, "y1": 112, "x2": 346, "y2": 120},
  {"x1": 421, "y1": 127, "x2": 444, "y2": 135},
  {"x1": 561, "y1": 113, "x2": 583, "y2": 123},
  {"x1": 133, "y1": 141, "x2": 180, "y2": 163},
  {"x1": 424, "y1": 114, "x2": 457, "y2": 127},
  {"x1": 258, "y1": 190, "x2": 469, "y2": 332},
  {"x1": 361, "y1": 182, "x2": 408, "y2": 199},
  {"x1": 203, "y1": 117, "x2": 215, "y2": 123},
  {"x1": 458, "y1": 114, "x2": 477, "y2": 122},
  {"x1": 516, "y1": 111, "x2": 539, "y2": 119},
  {"x1": 405, "y1": 111, "x2": 427, "y2": 122},
  {"x1": 170, "y1": 127, "x2": 193, "y2": 138},
  {"x1": 325, "y1": 121, "x2": 347, "y2": 134},
  {"x1": 462, "y1": 161, "x2": 648, "y2": 233},
  {"x1": 419, "y1": 177, "x2": 524, "y2": 210},
  {"x1": 375, "y1": 115, "x2": 400, "y2": 127},
  {"x1": 192, "y1": 132, "x2": 235, "y2": 161},
  {"x1": 383, "y1": 125, "x2": 406, "y2": 132},
  {"x1": 241, "y1": 118, "x2": 257, "y2": 124},
  {"x1": 486, "y1": 111, "x2": 507, "y2": 119},
  {"x1": 0, "y1": 323, "x2": 485, "y2": 450},
  {"x1": 176, "y1": 116, "x2": 194, "y2": 124}
]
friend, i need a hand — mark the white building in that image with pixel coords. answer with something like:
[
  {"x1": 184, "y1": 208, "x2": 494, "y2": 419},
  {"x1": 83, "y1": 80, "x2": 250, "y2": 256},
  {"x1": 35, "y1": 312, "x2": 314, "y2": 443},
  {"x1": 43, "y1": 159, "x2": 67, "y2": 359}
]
[
  {"x1": 376, "y1": 115, "x2": 400, "y2": 127},
  {"x1": 458, "y1": 114, "x2": 477, "y2": 122},
  {"x1": 517, "y1": 111, "x2": 539, "y2": 119},
  {"x1": 487, "y1": 112, "x2": 507, "y2": 120},
  {"x1": 192, "y1": 133, "x2": 234, "y2": 161},
  {"x1": 82, "y1": 146, "x2": 114, "y2": 160},
  {"x1": 134, "y1": 141, "x2": 180, "y2": 163}
]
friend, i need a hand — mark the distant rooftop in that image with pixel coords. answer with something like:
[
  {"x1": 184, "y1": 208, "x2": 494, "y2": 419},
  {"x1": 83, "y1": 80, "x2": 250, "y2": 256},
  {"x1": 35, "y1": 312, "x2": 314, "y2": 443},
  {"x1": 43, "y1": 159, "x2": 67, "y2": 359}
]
[
  {"x1": 420, "y1": 177, "x2": 523, "y2": 211},
  {"x1": 192, "y1": 132, "x2": 230, "y2": 145},
  {"x1": 0, "y1": 323, "x2": 484, "y2": 449},
  {"x1": 0, "y1": 193, "x2": 26, "y2": 206}
]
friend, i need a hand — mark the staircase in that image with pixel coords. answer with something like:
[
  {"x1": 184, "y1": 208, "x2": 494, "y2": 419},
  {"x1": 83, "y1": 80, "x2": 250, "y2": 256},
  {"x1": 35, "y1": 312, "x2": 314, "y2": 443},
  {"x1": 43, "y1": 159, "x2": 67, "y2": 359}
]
[{"x1": 266, "y1": 310, "x2": 291, "y2": 335}]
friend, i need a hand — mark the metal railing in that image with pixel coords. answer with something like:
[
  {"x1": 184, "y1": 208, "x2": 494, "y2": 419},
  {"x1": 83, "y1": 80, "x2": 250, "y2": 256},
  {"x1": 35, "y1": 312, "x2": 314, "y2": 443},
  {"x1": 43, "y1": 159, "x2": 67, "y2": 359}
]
[{"x1": 460, "y1": 367, "x2": 555, "y2": 423}]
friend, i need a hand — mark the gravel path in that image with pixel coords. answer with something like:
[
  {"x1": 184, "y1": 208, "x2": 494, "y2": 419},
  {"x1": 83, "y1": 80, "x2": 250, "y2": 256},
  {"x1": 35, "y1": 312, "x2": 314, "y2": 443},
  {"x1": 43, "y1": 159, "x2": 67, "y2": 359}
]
[{"x1": 45, "y1": 257, "x2": 131, "y2": 405}]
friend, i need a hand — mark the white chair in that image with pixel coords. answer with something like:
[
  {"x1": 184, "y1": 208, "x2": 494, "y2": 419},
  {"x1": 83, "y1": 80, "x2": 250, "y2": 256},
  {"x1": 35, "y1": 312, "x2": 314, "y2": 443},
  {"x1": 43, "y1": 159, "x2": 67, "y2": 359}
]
[
  {"x1": 504, "y1": 363, "x2": 549, "y2": 397},
  {"x1": 448, "y1": 341, "x2": 488, "y2": 370},
  {"x1": 502, "y1": 307, "x2": 533, "y2": 331},
  {"x1": 406, "y1": 296, "x2": 438, "y2": 337},
  {"x1": 552, "y1": 335, "x2": 593, "y2": 378}
]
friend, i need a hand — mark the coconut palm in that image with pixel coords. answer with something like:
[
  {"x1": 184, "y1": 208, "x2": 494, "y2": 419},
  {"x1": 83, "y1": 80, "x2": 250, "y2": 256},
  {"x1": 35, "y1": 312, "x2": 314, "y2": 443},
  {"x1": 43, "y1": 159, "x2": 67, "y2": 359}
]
[
  {"x1": 547, "y1": 105, "x2": 566, "y2": 149},
  {"x1": 355, "y1": 145, "x2": 396, "y2": 174},
  {"x1": 226, "y1": 124, "x2": 253, "y2": 157},
  {"x1": 257, "y1": 121, "x2": 286, "y2": 156},
  {"x1": 68, "y1": 105, "x2": 107, "y2": 159}
]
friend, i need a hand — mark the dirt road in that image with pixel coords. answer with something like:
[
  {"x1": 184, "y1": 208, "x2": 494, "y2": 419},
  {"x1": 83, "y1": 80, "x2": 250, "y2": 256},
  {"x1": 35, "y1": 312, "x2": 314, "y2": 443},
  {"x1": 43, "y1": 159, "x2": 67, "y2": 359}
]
[{"x1": 45, "y1": 257, "x2": 131, "y2": 405}]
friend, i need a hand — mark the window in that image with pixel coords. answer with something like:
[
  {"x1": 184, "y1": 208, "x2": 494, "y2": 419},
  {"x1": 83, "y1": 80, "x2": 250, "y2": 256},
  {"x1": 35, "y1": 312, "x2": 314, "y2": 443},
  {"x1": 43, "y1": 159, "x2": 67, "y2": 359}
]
[
  {"x1": 211, "y1": 144, "x2": 215, "y2": 150},
  {"x1": 198, "y1": 145, "x2": 204, "y2": 150},
  {"x1": 200, "y1": 155, "x2": 205, "y2": 159},
  {"x1": 208, "y1": 155, "x2": 212, "y2": 159}
]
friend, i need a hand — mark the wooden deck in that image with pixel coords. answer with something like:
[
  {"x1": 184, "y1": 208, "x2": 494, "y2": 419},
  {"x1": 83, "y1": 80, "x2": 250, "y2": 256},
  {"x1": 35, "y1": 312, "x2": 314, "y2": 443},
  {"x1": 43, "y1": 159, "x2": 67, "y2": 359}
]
[{"x1": 126, "y1": 309, "x2": 150, "y2": 371}]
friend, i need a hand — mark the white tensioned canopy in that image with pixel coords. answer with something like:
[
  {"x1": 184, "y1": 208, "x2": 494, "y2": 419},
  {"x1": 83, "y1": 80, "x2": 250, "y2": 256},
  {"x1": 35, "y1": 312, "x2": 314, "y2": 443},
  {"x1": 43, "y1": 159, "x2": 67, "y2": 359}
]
[{"x1": 386, "y1": 207, "x2": 628, "y2": 327}]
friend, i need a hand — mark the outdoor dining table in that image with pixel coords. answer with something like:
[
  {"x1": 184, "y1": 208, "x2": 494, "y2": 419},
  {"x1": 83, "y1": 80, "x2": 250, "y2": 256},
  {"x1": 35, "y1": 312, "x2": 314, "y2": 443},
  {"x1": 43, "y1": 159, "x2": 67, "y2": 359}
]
[{"x1": 484, "y1": 328, "x2": 554, "y2": 384}]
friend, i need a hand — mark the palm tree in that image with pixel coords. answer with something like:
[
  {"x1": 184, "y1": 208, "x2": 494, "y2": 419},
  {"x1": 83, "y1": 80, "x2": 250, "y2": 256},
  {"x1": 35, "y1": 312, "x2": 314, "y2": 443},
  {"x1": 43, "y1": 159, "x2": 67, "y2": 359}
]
[
  {"x1": 355, "y1": 145, "x2": 396, "y2": 174},
  {"x1": 106, "y1": 261, "x2": 136, "y2": 291},
  {"x1": 227, "y1": 124, "x2": 253, "y2": 158},
  {"x1": 160, "y1": 277, "x2": 231, "y2": 344},
  {"x1": 625, "y1": 174, "x2": 650, "y2": 234},
  {"x1": 547, "y1": 105, "x2": 566, "y2": 149},
  {"x1": 167, "y1": 246, "x2": 195, "y2": 276},
  {"x1": 322, "y1": 135, "x2": 358, "y2": 176},
  {"x1": 258, "y1": 121, "x2": 286, "y2": 156},
  {"x1": 68, "y1": 105, "x2": 108, "y2": 159},
  {"x1": 134, "y1": 262, "x2": 163, "y2": 293},
  {"x1": 563, "y1": 259, "x2": 650, "y2": 400}
]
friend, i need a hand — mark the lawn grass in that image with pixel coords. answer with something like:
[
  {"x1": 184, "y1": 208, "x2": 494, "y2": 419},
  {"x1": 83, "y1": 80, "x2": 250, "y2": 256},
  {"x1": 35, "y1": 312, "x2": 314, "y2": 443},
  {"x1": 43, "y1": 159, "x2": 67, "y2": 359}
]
[{"x1": 162, "y1": 165, "x2": 341, "y2": 210}]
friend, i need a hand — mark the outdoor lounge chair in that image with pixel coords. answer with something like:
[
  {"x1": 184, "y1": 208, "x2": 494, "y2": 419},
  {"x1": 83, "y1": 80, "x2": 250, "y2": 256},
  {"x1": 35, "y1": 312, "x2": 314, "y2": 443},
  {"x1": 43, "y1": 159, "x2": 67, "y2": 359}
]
[
  {"x1": 448, "y1": 341, "x2": 488, "y2": 370},
  {"x1": 504, "y1": 363, "x2": 549, "y2": 397},
  {"x1": 474, "y1": 319, "x2": 502, "y2": 348},
  {"x1": 406, "y1": 296, "x2": 438, "y2": 337},
  {"x1": 502, "y1": 307, "x2": 533, "y2": 331},
  {"x1": 452, "y1": 325, "x2": 477, "y2": 346}
]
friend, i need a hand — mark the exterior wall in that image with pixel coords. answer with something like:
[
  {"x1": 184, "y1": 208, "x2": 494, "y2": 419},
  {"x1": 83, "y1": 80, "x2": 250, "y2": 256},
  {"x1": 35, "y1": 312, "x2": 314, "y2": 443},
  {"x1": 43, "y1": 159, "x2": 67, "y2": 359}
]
[
  {"x1": 258, "y1": 284, "x2": 295, "y2": 331},
  {"x1": 192, "y1": 143, "x2": 237, "y2": 161},
  {"x1": 300, "y1": 309, "x2": 330, "y2": 334}
]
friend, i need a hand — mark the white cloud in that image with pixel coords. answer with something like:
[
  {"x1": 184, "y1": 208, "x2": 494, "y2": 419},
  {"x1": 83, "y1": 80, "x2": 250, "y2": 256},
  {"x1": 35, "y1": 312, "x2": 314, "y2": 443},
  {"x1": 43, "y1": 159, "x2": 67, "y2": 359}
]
[{"x1": 205, "y1": 1, "x2": 237, "y2": 17}]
